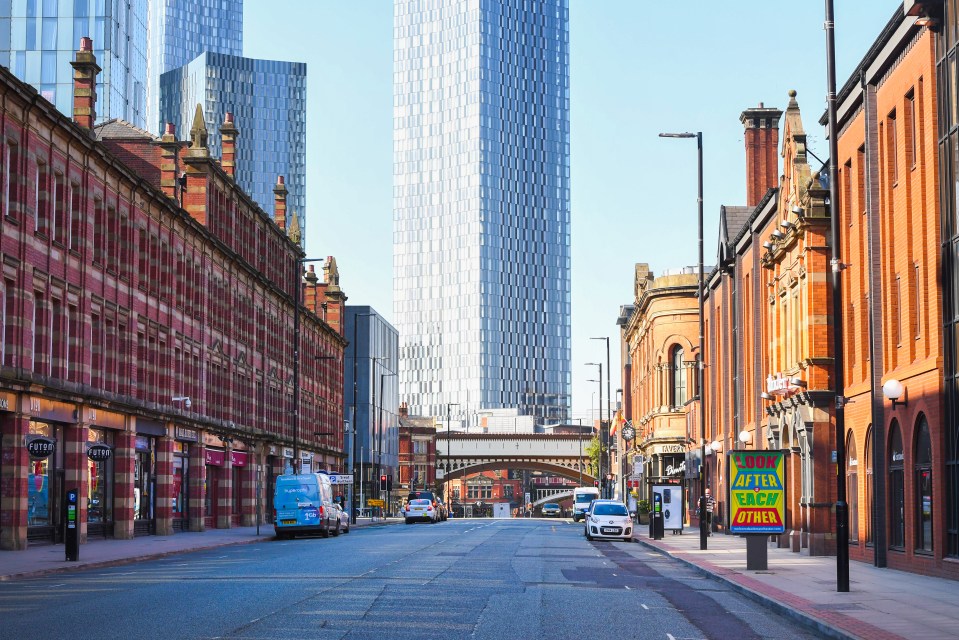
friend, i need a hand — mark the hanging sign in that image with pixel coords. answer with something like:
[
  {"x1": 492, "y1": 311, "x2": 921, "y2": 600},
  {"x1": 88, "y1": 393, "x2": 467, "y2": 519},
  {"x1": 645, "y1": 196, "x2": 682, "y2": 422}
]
[
  {"x1": 26, "y1": 436, "x2": 56, "y2": 459},
  {"x1": 86, "y1": 443, "x2": 113, "y2": 462},
  {"x1": 729, "y1": 450, "x2": 785, "y2": 534}
]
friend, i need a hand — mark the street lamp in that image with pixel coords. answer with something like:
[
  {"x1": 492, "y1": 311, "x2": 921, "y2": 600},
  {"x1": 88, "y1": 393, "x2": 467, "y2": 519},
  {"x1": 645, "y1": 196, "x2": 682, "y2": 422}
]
[
  {"x1": 659, "y1": 129, "x2": 707, "y2": 551},
  {"x1": 378, "y1": 368, "x2": 397, "y2": 514},
  {"x1": 445, "y1": 403, "x2": 459, "y2": 502},
  {"x1": 586, "y1": 362, "x2": 603, "y2": 496},
  {"x1": 293, "y1": 257, "x2": 325, "y2": 474},
  {"x1": 825, "y1": 0, "x2": 849, "y2": 593},
  {"x1": 591, "y1": 337, "x2": 612, "y2": 497},
  {"x1": 350, "y1": 311, "x2": 375, "y2": 524}
]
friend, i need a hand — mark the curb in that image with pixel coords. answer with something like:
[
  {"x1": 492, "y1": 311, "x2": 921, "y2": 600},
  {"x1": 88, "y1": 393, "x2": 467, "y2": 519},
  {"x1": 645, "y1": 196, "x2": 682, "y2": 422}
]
[{"x1": 631, "y1": 536, "x2": 861, "y2": 640}]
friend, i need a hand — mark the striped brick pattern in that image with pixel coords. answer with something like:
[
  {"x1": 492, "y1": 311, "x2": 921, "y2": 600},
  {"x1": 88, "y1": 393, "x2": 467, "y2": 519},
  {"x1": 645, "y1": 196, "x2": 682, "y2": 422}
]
[
  {"x1": 217, "y1": 456, "x2": 233, "y2": 529},
  {"x1": 113, "y1": 431, "x2": 135, "y2": 540},
  {"x1": 240, "y1": 458, "x2": 256, "y2": 526},
  {"x1": 0, "y1": 415, "x2": 29, "y2": 549},
  {"x1": 190, "y1": 443, "x2": 206, "y2": 532},
  {"x1": 63, "y1": 423, "x2": 88, "y2": 543},
  {"x1": 154, "y1": 436, "x2": 173, "y2": 536}
]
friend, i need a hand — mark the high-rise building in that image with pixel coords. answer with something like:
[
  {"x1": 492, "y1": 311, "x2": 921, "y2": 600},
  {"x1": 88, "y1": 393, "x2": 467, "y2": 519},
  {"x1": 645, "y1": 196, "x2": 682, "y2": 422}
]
[
  {"x1": 159, "y1": 52, "x2": 306, "y2": 234},
  {"x1": 393, "y1": 0, "x2": 571, "y2": 421},
  {"x1": 146, "y1": 0, "x2": 243, "y2": 134},
  {"x1": 0, "y1": 0, "x2": 148, "y2": 127}
]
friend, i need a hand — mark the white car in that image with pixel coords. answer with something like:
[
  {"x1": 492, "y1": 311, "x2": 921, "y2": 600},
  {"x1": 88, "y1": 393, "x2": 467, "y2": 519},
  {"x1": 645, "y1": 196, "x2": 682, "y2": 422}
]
[
  {"x1": 584, "y1": 500, "x2": 633, "y2": 542},
  {"x1": 404, "y1": 498, "x2": 437, "y2": 524},
  {"x1": 332, "y1": 503, "x2": 350, "y2": 534}
]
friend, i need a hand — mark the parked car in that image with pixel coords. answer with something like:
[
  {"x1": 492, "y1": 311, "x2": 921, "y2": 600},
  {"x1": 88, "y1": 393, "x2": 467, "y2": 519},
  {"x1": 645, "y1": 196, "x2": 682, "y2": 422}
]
[
  {"x1": 541, "y1": 503, "x2": 562, "y2": 517},
  {"x1": 404, "y1": 498, "x2": 437, "y2": 524},
  {"x1": 273, "y1": 473, "x2": 338, "y2": 540},
  {"x1": 332, "y1": 503, "x2": 350, "y2": 534},
  {"x1": 583, "y1": 499, "x2": 633, "y2": 542}
]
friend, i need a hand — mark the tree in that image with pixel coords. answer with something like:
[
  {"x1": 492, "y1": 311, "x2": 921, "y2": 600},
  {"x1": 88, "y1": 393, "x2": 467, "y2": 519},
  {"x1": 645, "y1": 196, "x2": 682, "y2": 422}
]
[{"x1": 584, "y1": 435, "x2": 606, "y2": 480}]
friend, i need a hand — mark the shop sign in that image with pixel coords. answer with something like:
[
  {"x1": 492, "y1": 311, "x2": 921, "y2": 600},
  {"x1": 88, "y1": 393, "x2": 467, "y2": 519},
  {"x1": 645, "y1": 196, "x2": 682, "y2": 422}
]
[
  {"x1": 175, "y1": 427, "x2": 199, "y2": 442},
  {"x1": 282, "y1": 447, "x2": 294, "y2": 459},
  {"x1": 230, "y1": 451, "x2": 248, "y2": 467},
  {"x1": 766, "y1": 372, "x2": 804, "y2": 396},
  {"x1": 86, "y1": 443, "x2": 113, "y2": 462},
  {"x1": 26, "y1": 436, "x2": 56, "y2": 459},
  {"x1": 729, "y1": 451, "x2": 785, "y2": 534},
  {"x1": 0, "y1": 392, "x2": 12, "y2": 411},
  {"x1": 205, "y1": 449, "x2": 225, "y2": 466},
  {"x1": 666, "y1": 461, "x2": 686, "y2": 476},
  {"x1": 660, "y1": 444, "x2": 685, "y2": 453}
]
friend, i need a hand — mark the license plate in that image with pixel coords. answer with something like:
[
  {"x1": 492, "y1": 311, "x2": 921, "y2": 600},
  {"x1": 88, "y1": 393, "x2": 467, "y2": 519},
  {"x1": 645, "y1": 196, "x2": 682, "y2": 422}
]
[
  {"x1": 602, "y1": 527, "x2": 620, "y2": 534},
  {"x1": 281, "y1": 519, "x2": 296, "y2": 525}
]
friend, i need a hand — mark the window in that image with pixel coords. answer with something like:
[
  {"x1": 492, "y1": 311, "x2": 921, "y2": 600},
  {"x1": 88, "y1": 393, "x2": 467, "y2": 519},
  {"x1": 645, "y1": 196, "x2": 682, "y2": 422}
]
[
  {"x1": 36, "y1": 162, "x2": 49, "y2": 235},
  {"x1": 888, "y1": 109, "x2": 898, "y2": 184},
  {"x1": 70, "y1": 183, "x2": 82, "y2": 252},
  {"x1": 914, "y1": 416, "x2": 933, "y2": 553},
  {"x1": 53, "y1": 173, "x2": 66, "y2": 245},
  {"x1": 670, "y1": 345, "x2": 686, "y2": 407},
  {"x1": 3, "y1": 142, "x2": 17, "y2": 220},
  {"x1": 896, "y1": 274, "x2": 902, "y2": 346},
  {"x1": 93, "y1": 198, "x2": 105, "y2": 264},
  {"x1": 847, "y1": 433, "x2": 859, "y2": 543},
  {"x1": 907, "y1": 90, "x2": 917, "y2": 168},
  {"x1": 865, "y1": 427, "x2": 874, "y2": 546},
  {"x1": 889, "y1": 421, "x2": 905, "y2": 549},
  {"x1": 915, "y1": 263, "x2": 922, "y2": 340}
]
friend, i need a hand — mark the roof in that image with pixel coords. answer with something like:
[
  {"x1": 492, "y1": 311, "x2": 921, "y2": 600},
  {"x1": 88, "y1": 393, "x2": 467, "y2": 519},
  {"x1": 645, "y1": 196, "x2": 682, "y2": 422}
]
[
  {"x1": 718, "y1": 205, "x2": 752, "y2": 265},
  {"x1": 94, "y1": 119, "x2": 157, "y2": 141}
]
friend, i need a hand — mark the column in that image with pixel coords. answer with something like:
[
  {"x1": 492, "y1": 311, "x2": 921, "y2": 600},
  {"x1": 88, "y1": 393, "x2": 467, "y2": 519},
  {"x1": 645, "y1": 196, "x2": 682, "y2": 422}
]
[
  {"x1": 190, "y1": 442, "x2": 205, "y2": 532},
  {"x1": 113, "y1": 430, "x2": 135, "y2": 539},
  {"x1": 0, "y1": 412, "x2": 29, "y2": 550},
  {"x1": 154, "y1": 434, "x2": 174, "y2": 536},
  {"x1": 63, "y1": 417, "x2": 88, "y2": 544}
]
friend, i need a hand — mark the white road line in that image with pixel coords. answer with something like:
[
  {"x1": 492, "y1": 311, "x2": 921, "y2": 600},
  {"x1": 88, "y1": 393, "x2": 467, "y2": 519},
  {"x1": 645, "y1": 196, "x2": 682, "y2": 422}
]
[
  {"x1": 50, "y1": 584, "x2": 65, "y2": 588},
  {"x1": 667, "y1": 634, "x2": 676, "y2": 640},
  {"x1": 624, "y1": 585, "x2": 631, "y2": 590},
  {"x1": 641, "y1": 604, "x2": 649, "y2": 610}
]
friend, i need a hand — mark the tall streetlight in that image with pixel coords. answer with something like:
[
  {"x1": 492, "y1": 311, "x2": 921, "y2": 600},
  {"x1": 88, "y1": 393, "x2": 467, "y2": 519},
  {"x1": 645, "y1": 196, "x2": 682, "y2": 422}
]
[
  {"x1": 445, "y1": 402, "x2": 459, "y2": 502},
  {"x1": 350, "y1": 311, "x2": 374, "y2": 524},
  {"x1": 659, "y1": 129, "x2": 707, "y2": 551},
  {"x1": 591, "y1": 337, "x2": 612, "y2": 497},
  {"x1": 825, "y1": 0, "x2": 849, "y2": 593},
  {"x1": 378, "y1": 368, "x2": 397, "y2": 514},
  {"x1": 292, "y1": 257, "x2": 324, "y2": 474},
  {"x1": 586, "y1": 362, "x2": 603, "y2": 495}
]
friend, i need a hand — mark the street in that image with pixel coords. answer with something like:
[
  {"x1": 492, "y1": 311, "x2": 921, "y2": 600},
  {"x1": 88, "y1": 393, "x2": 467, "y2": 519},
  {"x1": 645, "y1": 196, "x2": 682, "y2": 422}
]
[{"x1": 0, "y1": 519, "x2": 822, "y2": 640}]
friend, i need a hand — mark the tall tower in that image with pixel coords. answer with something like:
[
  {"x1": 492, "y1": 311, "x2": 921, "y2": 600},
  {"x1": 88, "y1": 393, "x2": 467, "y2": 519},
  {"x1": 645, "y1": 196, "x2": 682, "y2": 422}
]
[
  {"x1": 146, "y1": 0, "x2": 244, "y2": 134},
  {"x1": 0, "y1": 0, "x2": 148, "y2": 127},
  {"x1": 393, "y1": 0, "x2": 571, "y2": 422}
]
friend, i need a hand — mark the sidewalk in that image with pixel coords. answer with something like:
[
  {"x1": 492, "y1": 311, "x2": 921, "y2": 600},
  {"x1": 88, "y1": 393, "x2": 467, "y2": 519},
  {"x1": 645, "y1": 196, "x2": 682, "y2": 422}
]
[
  {"x1": 0, "y1": 517, "x2": 402, "y2": 582},
  {"x1": 631, "y1": 528, "x2": 957, "y2": 640}
]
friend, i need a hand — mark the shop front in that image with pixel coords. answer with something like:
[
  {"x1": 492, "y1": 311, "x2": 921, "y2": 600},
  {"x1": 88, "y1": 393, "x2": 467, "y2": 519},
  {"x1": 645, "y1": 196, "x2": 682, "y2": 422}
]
[
  {"x1": 205, "y1": 447, "x2": 226, "y2": 529},
  {"x1": 173, "y1": 427, "x2": 198, "y2": 532},
  {"x1": 85, "y1": 429, "x2": 114, "y2": 539},
  {"x1": 26, "y1": 420, "x2": 63, "y2": 544},
  {"x1": 230, "y1": 449, "x2": 247, "y2": 527}
]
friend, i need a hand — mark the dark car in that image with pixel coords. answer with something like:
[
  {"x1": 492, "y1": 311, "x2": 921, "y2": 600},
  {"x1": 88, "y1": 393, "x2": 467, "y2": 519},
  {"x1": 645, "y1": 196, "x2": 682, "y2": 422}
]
[{"x1": 541, "y1": 503, "x2": 562, "y2": 517}]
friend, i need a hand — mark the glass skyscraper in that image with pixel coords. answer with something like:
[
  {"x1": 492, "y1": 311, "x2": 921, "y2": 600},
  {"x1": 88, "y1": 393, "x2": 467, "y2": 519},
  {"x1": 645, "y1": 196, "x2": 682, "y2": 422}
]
[
  {"x1": 146, "y1": 0, "x2": 243, "y2": 135},
  {"x1": 159, "y1": 52, "x2": 306, "y2": 235},
  {"x1": 0, "y1": 0, "x2": 148, "y2": 127},
  {"x1": 393, "y1": 0, "x2": 571, "y2": 422}
]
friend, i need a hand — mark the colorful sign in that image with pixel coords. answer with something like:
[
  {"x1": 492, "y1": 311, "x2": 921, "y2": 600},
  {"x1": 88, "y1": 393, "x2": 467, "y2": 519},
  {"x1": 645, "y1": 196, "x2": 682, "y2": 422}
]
[{"x1": 729, "y1": 451, "x2": 785, "y2": 534}]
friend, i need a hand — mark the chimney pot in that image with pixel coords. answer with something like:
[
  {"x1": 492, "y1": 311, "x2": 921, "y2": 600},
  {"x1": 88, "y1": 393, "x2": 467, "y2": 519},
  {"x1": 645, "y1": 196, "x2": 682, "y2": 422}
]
[
  {"x1": 225, "y1": 111, "x2": 234, "y2": 124},
  {"x1": 164, "y1": 122, "x2": 176, "y2": 136},
  {"x1": 80, "y1": 37, "x2": 93, "y2": 52}
]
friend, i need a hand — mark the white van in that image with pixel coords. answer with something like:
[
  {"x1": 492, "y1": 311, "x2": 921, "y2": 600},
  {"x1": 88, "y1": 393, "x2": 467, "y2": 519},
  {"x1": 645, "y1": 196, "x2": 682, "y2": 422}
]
[
  {"x1": 572, "y1": 486, "x2": 601, "y2": 522},
  {"x1": 273, "y1": 473, "x2": 339, "y2": 539}
]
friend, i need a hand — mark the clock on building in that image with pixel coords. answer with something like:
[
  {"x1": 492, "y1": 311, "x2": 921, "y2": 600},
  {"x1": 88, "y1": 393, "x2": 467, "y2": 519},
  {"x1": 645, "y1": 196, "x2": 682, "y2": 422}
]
[{"x1": 622, "y1": 423, "x2": 636, "y2": 442}]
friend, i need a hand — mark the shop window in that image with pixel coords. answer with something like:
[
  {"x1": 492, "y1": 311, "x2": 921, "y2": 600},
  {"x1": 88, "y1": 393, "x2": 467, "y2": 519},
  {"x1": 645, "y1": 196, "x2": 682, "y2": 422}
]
[
  {"x1": 87, "y1": 428, "x2": 114, "y2": 525},
  {"x1": 847, "y1": 432, "x2": 859, "y2": 543},
  {"x1": 889, "y1": 421, "x2": 905, "y2": 549},
  {"x1": 914, "y1": 415, "x2": 933, "y2": 553}
]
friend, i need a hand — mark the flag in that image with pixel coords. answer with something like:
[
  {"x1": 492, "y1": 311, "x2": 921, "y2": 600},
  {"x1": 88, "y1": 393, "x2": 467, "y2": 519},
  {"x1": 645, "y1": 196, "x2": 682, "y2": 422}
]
[{"x1": 610, "y1": 410, "x2": 624, "y2": 438}]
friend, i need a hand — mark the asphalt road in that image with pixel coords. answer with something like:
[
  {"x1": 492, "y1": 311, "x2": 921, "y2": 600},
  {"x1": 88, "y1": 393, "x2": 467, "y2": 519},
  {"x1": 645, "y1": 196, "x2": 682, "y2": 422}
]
[{"x1": 0, "y1": 519, "x2": 824, "y2": 640}]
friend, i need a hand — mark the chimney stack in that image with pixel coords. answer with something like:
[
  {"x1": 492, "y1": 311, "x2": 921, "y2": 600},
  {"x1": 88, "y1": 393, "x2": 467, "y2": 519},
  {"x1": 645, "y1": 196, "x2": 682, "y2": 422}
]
[
  {"x1": 399, "y1": 402, "x2": 409, "y2": 418},
  {"x1": 159, "y1": 123, "x2": 180, "y2": 201},
  {"x1": 740, "y1": 102, "x2": 783, "y2": 207},
  {"x1": 70, "y1": 37, "x2": 101, "y2": 134},
  {"x1": 273, "y1": 175, "x2": 288, "y2": 231},
  {"x1": 219, "y1": 112, "x2": 238, "y2": 179}
]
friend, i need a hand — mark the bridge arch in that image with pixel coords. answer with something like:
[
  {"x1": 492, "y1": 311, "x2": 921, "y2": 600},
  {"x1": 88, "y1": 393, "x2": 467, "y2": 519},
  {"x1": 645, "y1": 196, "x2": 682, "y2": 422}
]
[{"x1": 442, "y1": 460, "x2": 595, "y2": 486}]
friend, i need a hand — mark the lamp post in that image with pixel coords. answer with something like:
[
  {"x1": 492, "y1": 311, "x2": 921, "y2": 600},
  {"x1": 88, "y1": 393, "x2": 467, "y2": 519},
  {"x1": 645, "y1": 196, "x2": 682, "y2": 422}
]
[
  {"x1": 591, "y1": 337, "x2": 612, "y2": 497},
  {"x1": 350, "y1": 311, "x2": 374, "y2": 524},
  {"x1": 293, "y1": 257, "x2": 324, "y2": 474},
  {"x1": 659, "y1": 129, "x2": 707, "y2": 551},
  {"x1": 825, "y1": 0, "x2": 849, "y2": 593},
  {"x1": 378, "y1": 369, "x2": 397, "y2": 515},
  {"x1": 445, "y1": 402, "x2": 459, "y2": 502},
  {"x1": 587, "y1": 363, "x2": 603, "y2": 495}
]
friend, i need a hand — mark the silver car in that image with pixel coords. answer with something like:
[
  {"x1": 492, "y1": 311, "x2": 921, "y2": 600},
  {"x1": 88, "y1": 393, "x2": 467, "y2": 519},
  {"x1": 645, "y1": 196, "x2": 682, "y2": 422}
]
[
  {"x1": 404, "y1": 498, "x2": 437, "y2": 524},
  {"x1": 332, "y1": 503, "x2": 350, "y2": 535}
]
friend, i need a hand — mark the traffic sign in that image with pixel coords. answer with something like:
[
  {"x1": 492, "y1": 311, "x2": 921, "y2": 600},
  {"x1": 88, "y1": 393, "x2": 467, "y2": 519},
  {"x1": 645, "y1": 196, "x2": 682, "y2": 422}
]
[
  {"x1": 328, "y1": 474, "x2": 353, "y2": 485},
  {"x1": 367, "y1": 499, "x2": 384, "y2": 507}
]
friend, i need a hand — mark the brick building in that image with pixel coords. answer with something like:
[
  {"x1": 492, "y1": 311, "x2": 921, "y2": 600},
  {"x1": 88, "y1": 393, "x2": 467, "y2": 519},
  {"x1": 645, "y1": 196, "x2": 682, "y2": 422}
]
[
  {"x1": 0, "y1": 39, "x2": 347, "y2": 551},
  {"x1": 397, "y1": 402, "x2": 437, "y2": 510}
]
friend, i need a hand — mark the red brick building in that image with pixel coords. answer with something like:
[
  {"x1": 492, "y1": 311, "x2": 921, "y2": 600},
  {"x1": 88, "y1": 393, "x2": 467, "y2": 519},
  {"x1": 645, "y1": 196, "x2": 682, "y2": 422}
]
[
  {"x1": 0, "y1": 39, "x2": 347, "y2": 551},
  {"x1": 397, "y1": 402, "x2": 437, "y2": 507}
]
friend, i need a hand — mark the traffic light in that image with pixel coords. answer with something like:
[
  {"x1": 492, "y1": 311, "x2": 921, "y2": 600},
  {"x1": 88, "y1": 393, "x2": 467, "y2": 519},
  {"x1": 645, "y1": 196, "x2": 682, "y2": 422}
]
[{"x1": 379, "y1": 474, "x2": 388, "y2": 491}]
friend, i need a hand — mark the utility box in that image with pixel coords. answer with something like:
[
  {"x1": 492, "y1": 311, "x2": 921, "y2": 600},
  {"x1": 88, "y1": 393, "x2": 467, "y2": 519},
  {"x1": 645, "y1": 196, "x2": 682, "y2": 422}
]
[{"x1": 493, "y1": 503, "x2": 511, "y2": 519}]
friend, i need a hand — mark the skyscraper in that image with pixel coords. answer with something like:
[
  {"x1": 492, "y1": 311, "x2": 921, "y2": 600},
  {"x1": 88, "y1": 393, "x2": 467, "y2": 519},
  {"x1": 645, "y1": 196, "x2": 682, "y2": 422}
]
[
  {"x1": 160, "y1": 52, "x2": 306, "y2": 235},
  {"x1": 393, "y1": 0, "x2": 571, "y2": 422},
  {"x1": 146, "y1": 0, "x2": 243, "y2": 134},
  {"x1": 0, "y1": 0, "x2": 148, "y2": 127}
]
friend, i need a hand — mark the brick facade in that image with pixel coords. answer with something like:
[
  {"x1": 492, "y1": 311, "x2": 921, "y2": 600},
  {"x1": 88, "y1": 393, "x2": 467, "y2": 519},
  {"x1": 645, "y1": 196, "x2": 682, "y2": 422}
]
[{"x1": 0, "y1": 41, "x2": 348, "y2": 551}]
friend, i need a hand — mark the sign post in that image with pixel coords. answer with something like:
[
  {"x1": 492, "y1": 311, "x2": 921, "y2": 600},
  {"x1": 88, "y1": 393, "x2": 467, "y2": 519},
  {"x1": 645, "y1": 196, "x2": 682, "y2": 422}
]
[{"x1": 729, "y1": 450, "x2": 786, "y2": 570}]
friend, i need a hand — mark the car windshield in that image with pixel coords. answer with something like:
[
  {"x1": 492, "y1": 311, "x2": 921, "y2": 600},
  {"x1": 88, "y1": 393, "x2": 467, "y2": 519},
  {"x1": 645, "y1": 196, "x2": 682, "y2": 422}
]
[
  {"x1": 544, "y1": 504, "x2": 558, "y2": 508},
  {"x1": 575, "y1": 494, "x2": 595, "y2": 503},
  {"x1": 593, "y1": 503, "x2": 629, "y2": 516},
  {"x1": 410, "y1": 499, "x2": 431, "y2": 506}
]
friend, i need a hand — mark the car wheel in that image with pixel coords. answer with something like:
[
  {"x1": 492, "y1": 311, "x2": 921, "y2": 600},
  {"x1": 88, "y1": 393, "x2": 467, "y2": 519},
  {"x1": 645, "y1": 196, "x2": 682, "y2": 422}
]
[
  {"x1": 320, "y1": 523, "x2": 330, "y2": 538},
  {"x1": 344, "y1": 523, "x2": 350, "y2": 533},
  {"x1": 332, "y1": 522, "x2": 341, "y2": 537},
  {"x1": 405, "y1": 518, "x2": 412, "y2": 525},
  {"x1": 586, "y1": 532, "x2": 593, "y2": 541}
]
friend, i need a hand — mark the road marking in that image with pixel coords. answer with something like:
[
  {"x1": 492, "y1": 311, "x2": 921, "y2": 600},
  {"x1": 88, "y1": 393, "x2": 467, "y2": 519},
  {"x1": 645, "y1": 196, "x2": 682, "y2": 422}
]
[
  {"x1": 641, "y1": 604, "x2": 649, "y2": 610},
  {"x1": 667, "y1": 634, "x2": 676, "y2": 640},
  {"x1": 612, "y1": 573, "x2": 618, "y2": 577},
  {"x1": 50, "y1": 584, "x2": 65, "y2": 588},
  {"x1": 624, "y1": 585, "x2": 631, "y2": 590}
]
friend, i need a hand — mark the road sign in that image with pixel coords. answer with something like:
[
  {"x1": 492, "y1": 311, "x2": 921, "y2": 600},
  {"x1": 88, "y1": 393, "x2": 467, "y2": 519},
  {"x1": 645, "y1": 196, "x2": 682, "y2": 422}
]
[
  {"x1": 366, "y1": 499, "x2": 384, "y2": 507},
  {"x1": 729, "y1": 451, "x2": 785, "y2": 534},
  {"x1": 328, "y1": 474, "x2": 353, "y2": 485}
]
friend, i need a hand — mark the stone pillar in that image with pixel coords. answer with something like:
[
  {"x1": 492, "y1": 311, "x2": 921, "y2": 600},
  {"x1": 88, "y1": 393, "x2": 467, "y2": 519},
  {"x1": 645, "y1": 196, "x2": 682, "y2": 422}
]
[
  {"x1": 0, "y1": 412, "x2": 29, "y2": 550},
  {"x1": 190, "y1": 442, "x2": 205, "y2": 532},
  {"x1": 218, "y1": 449, "x2": 232, "y2": 529},
  {"x1": 63, "y1": 418, "x2": 89, "y2": 544},
  {"x1": 113, "y1": 430, "x2": 135, "y2": 540},
  {"x1": 154, "y1": 434, "x2": 174, "y2": 536}
]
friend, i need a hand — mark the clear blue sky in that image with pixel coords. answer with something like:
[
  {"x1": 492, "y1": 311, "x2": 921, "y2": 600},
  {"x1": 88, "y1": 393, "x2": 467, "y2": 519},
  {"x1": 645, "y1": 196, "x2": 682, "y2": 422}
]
[{"x1": 244, "y1": 1, "x2": 899, "y2": 423}]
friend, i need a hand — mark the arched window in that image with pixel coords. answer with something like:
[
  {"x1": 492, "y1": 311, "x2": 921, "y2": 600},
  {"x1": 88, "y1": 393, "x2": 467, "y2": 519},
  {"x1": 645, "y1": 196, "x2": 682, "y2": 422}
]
[
  {"x1": 889, "y1": 421, "x2": 905, "y2": 549},
  {"x1": 670, "y1": 345, "x2": 686, "y2": 407},
  {"x1": 914, "y1": 416, "x2": 933, "y2": 553},
  {"x1": 865, "y1": 427, "x2": 874, "y2": 546},
  {"x1": 847, "y1": 432, "x2": 859, "y2": 543}
]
